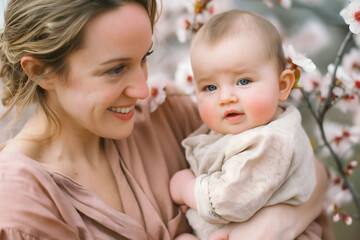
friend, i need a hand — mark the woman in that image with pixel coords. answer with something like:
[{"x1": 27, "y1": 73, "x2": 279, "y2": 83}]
[{"x1": 0, "y1": 0, "x2": 330, "y2": 239}]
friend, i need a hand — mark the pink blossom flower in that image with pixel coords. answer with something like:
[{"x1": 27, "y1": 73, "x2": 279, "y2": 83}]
[
  {"x1": 146, "y1": 73, "x2": 168, "y2": 113},
  {"x1": 340, "y1": 0, "x2": 360, "y2": 34},
  {"x1": 283, "y1": 44, "x2": 316, "y2": 72}
]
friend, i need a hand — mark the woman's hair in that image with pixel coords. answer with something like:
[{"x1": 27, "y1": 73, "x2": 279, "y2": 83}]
[
  {"x1": 191, "y1": 9, "x2": 286, "y2": 73},
  {"x1": 0, "y1": 0, "x2": 158, "y2": 134}
]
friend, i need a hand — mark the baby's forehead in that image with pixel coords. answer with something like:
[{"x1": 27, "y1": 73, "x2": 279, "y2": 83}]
[{"x1": 191, "y1": 29, "x2": 271, "y2": 62}]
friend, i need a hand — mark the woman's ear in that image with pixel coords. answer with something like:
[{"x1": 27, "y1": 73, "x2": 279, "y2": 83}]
[
  {"x1": 20, "y1": 56, "x2": 54, "y2": 90},
  {"x1": 278, "y1": 69, "x2": 295, "y2": 102}
]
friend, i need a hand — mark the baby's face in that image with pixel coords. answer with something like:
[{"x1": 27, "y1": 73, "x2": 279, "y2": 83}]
[{"x1": 191, "y1": 33, "x2": 281, "y2": 135}]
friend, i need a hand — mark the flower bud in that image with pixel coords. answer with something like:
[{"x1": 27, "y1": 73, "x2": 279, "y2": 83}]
[{"x1": 333, "y1": 212, "x2": 341, "y2": 222}]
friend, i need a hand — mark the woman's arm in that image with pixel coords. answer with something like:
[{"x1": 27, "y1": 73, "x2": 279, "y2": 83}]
[
  {"x1": 170, "y1": 169, "x2": 197, "y2": 210},
  {"x1": 209, "y1": 157, "x2": 328, "y2": 240}
]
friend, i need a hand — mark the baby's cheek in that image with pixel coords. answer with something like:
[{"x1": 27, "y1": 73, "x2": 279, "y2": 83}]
[
  {"x1": 247, "y1": 95, "x2": 278, "y2": 124},
  {"x1": 198, "y1": 101, "x2": 218, "y2": 128}
]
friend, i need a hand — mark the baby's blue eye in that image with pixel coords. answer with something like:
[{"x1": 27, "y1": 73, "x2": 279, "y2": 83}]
[
  {"x1": 206, "y1": 85, "x2": 217, "y2": 91},
  {"x1": 238, "y1": 79, "x2": 251, "y2": 86}
]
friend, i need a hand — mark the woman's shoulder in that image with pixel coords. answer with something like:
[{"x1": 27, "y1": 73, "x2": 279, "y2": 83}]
[
  {"x1": 0, "y1": 151, "x2": 81, "y2": 239},
  {"x1": 0, "y1": 150, "x2": 55, "y2": 191}
]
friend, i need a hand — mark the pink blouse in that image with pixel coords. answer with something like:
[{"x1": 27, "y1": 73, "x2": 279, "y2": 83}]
[{"x1": 0, "y1": 85, "x2": 202, "y2": 240}]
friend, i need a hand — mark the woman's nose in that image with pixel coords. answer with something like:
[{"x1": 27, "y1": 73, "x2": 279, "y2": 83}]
[{"x1": 126, "y1": 66, "x2": 149, "y2": 100}]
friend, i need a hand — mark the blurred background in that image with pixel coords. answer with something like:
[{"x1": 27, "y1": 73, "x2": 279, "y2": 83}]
[{"x1": 1, "y1": 0, "x2": 359, "y2": 239}]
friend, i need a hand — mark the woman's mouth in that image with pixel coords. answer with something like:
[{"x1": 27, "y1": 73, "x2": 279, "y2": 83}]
[
  {"x1": 108, "y1": 105, "x2": 135, "y2": 120},
  {"x1": 108, "y1": 106, "x2": 134, "y2": 113}
]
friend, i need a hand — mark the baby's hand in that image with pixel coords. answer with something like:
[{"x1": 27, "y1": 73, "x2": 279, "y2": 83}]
[{"x1": 169, "y1": 169, "x2": 196, "y2": 209}]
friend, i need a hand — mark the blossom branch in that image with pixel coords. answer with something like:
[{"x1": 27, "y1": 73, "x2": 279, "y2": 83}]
[
  {"x1": 319, "y1": 30, "x2": 352, "y2": 121},
  {"x1": 300, "y1": 30, "x2": 360, "y2": 217}
]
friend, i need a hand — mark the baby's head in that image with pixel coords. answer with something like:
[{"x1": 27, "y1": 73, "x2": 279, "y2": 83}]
[{"x1": 190, "y1": 9, "x2": 295, "y2": 135}]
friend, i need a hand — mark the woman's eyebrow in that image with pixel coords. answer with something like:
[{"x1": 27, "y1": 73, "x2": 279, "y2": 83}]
[{"x1": 100, "y1": 42, "x2": 153, "y2": 65}]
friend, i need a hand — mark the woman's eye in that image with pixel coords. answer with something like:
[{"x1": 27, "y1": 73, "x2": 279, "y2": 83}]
[
  {"x1": 205, "y1": 85, "x2": 217, "y2": 91},
  {"x1": 107, "y1": 65, "x2": 125, "y2": 75},
  {"x1": 142, "y1": 49, "x2": 154, "y2": 63},
  {"x1": 238, "y1": 79, "x2": 251, "y2": 86}
]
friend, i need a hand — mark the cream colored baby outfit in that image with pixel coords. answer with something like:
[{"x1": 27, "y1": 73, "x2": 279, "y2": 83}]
[{"x1": 183, "y1": 103, "x2": 317, "y2": 240}]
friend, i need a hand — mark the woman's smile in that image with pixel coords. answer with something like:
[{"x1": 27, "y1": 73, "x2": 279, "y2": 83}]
[{"x1": 108, "y1": 105, "x2": 135, "y2": 121}]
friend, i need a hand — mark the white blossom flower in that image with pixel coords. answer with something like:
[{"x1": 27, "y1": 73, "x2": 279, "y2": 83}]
[
  {"x1": 327, "y1": 64, "x2": 354, "y2": 91},
  {"x1": 299, "y1": 69, "x2": 323, "y2": 92},
  {"x1": 340, "y1": 0, "x2": 360, "y2": 34},
  {"x1": 154, "y1": 0, "x2": 187, "y2": 43},
  {"x1": 333, "y1": 212, "x2": 341, "y2": 222},
  {"x1": 344, "y1": 215, "x2": 353, "y2": 225},
  {"x1": 146, "y1": 73, "x2": 168, "y2": 113},
  {"x1": 342, "y1": 48, "x2": 360, "y2": 79},
  {"x1": 290, "y1": 69, "x2": 323, "y2": 104},
  {"x1": 176, "y1": 16, "x2": 191, "y2": 43},
  {"x1": 325, "y1": 169, "x2": 352, "y2": 215},
  {"x1": 283, "y1": 45, "x2": 316, "y2": 72},
  {"x1": 335, "y1": 94, "x2": 358, "y2": 113},
  {"x1": 174, "y1": 56, "x2": 196, "y2": 97},
  {"x1": 321, "y1": 122, "x2": 360, "y2": 157},
  {"x1": 319, "y1": 73, "x2": 332, "y2": 98}
]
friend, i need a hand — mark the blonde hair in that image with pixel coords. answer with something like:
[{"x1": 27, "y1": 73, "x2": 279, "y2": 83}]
[
  {"x1": 192, "y1": 9, "x2": 286, "y2": 72},
  {"x1": 0, "y1": 0, "x2": 158, "y2": 135}
]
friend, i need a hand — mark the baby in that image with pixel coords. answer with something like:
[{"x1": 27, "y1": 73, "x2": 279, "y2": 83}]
[{"x1": 170, "y1": 9, "x2": 317, "y2": 240}]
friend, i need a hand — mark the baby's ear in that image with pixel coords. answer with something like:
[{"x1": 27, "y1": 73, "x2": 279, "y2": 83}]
[
  {"x1": 278, "y1": 69, "x2": 295, "y2": 101},
  {"x1": 21, "y1": 56, "x2": 54, "y2": 90}
]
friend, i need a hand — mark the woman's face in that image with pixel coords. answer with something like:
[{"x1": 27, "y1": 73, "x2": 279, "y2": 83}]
[{"x1": 47, "y1": 3, "x2": 153, "y2": 140}]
